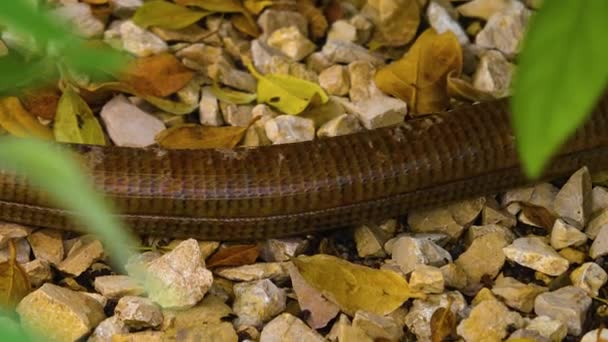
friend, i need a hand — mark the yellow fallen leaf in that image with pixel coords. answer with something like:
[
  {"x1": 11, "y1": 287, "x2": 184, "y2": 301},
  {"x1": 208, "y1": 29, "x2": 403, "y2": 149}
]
[
  {"x1": 86, "y1": 82, "x2": 198, "y2": 115},
  {"x1": 293, "y1": 254, "x2": 424, "y2": 316},
  {"x1": 246, "y1": 61, "x2": 329, "y2": 115},
  {"x1": 120, "y1": 53, "x2": 195, "y2": 98},
  {"x1": 231, "y1": 13, "x2": 261, "y2": 37},
  {"x1": 155, "y1": 123, "x2": 249, "y2": 149},
  {"x1": 0, "y1": 240, "x2": 31, "y2": 309},
  {"x1": 211, "y1": 82, "x2": 257, "y2": 104},
  {"x1": 447, "y1": 70, "x2": 496, "y2": 103},
  {"x1": 133, "y1": 0, "x2": 210, "y2": 30},
  {"x1": 243, "y1": 0, "x2": 275, "y2": 14},
  {"x1": 0, "y1": 97, "x2": 53, "y2": 139},
  {"x1": 176, "y1": 0, "x2": 259, "y2": 37},
  {"x1": 54, "y1": 87, "x2": 106, "y2": 145},
  {"x1": 375, "y1": 28, "x2": 462, "y2": 114},
  {"x1": 430, "y1": 298, "x2": 455, "y2": 342}
]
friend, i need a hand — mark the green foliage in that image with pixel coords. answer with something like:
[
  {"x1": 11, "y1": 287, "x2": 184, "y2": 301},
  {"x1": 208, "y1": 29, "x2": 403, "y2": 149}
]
[{"x1": 512, "y1": 1, "x2": 608, "y2": 178}]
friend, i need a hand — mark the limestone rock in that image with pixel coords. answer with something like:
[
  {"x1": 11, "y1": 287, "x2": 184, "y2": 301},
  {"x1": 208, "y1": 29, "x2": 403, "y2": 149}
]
[
  {"x1": 503, "y1": 237, "x2": 569, "y2": 276},
  {"x1": 570, "y1": 262, "x2": 608, "y2": 297},
  {"x1": 592, "y1": 186, "x2": 608, "y2": 214},
  {"x1": 352, "y1": 310, "x2": 404, "y2": 341},
  {"x1": 476, "y1": 5, "x2": 531, "y2": 57},
  {"x1": 52, "y1": 3, "x2": 104, "y2": 38},
  {"x1": 534, "y1": 286, "x2": 591, "y2": 336},
  {"x1": 327, "y1": 20, "x2": 357, "y2": 43},
  {"x1": 260, "y1": 313, "x2": 324, "y2": 342},
  {"x1": 491, "y1": 276, "x2": 547, "y2": 313},
  {"x1": 553, "y1": 166, "x2": 592, "y2": 228},
  {"x1": 267, "y1": 26, "x2": 316, "y2": 62},
  {"x1": 89, "y1": 316, "x2": 128, "y2": 342},
  {"x1": 17, "y1": 283, "x2": 106, "y2": 342},
  {"x1": 457, "y1": 0, "x2": 523, "y2": 20},
  {"x1": 94, "y1": 275, "x2": 145, "y2": 299},
  {"x1": 409, "y1": 264, "x2": 444, "y2": 294},
  {"x1": 23, "y1": 259, "x2": 52, "y2": 287},
  {"x1": 455, "y1": 232, "x2": 508, "y2": 284},
  {"x1": 353, "y1": 223, "x2": 392, "y2": 258},
  {"x1": 317, "y1": 114, "x2": 363, "y2": 138},
  {"x1": 586, "y1": 208, "x2": 608, "y2": 239},
  {"x1": 109, "y1": 0, "x2": 142, "y2": 18},
  {"x1": 214, "y1": 262, "x2": 290, "y2": 282},
  {"x1": 145, "y1": 239, "x2": 214, "y2": 309},
  {"x1": 319, "y1": 65, "x2": 350, "y2": 96},
  {"x1": 57, "y1": 237, "x2": 104, "y2": 276},
  {"x1": 0, "y1": 223, "x2": 31, "y2": 248},
  {"x1": 427, "y1": 1, "x2": 469, "y2": 45},
  {"x1": 100, "y1": 95, "x2": 166, "y2": 147},
  {"x1": 119, "y1": 20, "x2": 168, "y2": 57},
  {"x1": 390, "y1": 236, "x2": 452, "y2": 274},
  {"x1": 260, "y1": 238, "x2": 306, "y2": 262},
  {"x1": 465, "y1": 223, "x2": 516, "y2": 245},
  {"x1": 321, "y1": 40, "x2": 384, "y2": 66},
  {"x1": 457, "y1": 300, "x2": 523, "y2": 342},
  {"x1": 220, "y1": 103, "x2": 253, "y2": 127},
  {"x1": 405, "y1": 292, "x2": 468, "y2": 341},
  {"x1": 590, "y1": 223, "x2": 608, "y2": 258},
  {"x1": 336, "y1": 96, "x2": 407, "y2": 130},
  {"x1": 582, "y1": 328, "x2": 608, "y2": 342},
  {"x1": 199, "y1": 87, "x2": 223, "y2": 126},
  {"x1": 27, "y1": 229, "x2": 64, "y2": 266},
  {"x1": 550, "y1": 218, "x2": 587, "y2": 250},
  {"x1": 440, "y1": 263, "x2": 468, "y2": 290},
  {"x1": 257, "y1": 10, "x2": 308, "y2": 39},
  {"x1": 525, "y1": 315, "x2": 568, "y2": 342},
  {"x1": 233, "y1": 279, "x2": 286, "y2": 327},
  {"x1": 115, "y1": 296, "x2": 163, "y2": 329},
  {"x1": 265, "y1": 115, "x2": 315, "y2": 144},
  {"x1": 473, "y1": 50, "x2": 514, "y2": 97}
]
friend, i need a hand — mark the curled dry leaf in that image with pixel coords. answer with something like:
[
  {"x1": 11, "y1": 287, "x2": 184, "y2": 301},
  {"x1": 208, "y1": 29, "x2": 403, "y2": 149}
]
[
  {"x1": 0, "y1": 97, "x2": 53, "y2": 139},
  {"x1": 447, "y1": 70, "x2": 496, "y2": 103},
  {"x1": 293, "y1": 254, "x2": 424, "y2": 316},
  {"x1": 297, "y1": 0, "x2": 328, "y2": 40},
  {"x1": 206, "y1": 244, "x2": 259, "y2": 268},
  {"x1": 120, "y1": 53, "x2": 195, "y2": 98},
  {"x1": 133, "y1": 0, "x2": 210, "y2": 30},
  {"x1": 19, "y1": 86, "x2": 62, "y2": 120},
  {"x1": 375, "y1": 29, "x2": 462, "y2": 114},
  {"x1": 155, "y1": 123, "x2": 249, "y2": 149},
  {"x1": 246, "y1": 61, "x2": 329, "y2": 115},
  {"x1": 430, "y1": 298, "x2": 456, "y2": 342},
  {"x1": 211, "y1": 82, "x2": 257, "y2": 104},
  {"x1": 0, "y1": 240, "x2": 31, "y2": 309},
  {"x1": 520, "y1": 204, "x2": 557, "y2": 229},
  {"x1": 231, "y1": 13, "x2": 261, "y2": 38},
  {"x1": 54, "y1": 87, "x2": 106, "y2": 145}
]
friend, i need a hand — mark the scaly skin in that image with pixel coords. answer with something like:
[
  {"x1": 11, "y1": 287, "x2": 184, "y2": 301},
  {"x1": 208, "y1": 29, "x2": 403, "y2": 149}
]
[{"x1": 0, "y1": 97, "x2": 607, "y2": 240}]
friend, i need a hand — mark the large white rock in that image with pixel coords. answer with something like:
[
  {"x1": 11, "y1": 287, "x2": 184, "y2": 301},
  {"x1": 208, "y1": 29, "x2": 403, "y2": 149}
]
[{"x1": 503, "y1": 237, "x2": 569, "y2": 276}]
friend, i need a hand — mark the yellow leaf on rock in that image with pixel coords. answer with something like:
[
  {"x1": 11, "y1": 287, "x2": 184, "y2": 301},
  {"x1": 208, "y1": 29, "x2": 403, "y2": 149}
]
[
  {"x1": 0, "y1": 97, "x2": 53, "y2": 140},
  {"x1": 155, "y1": 123, "x2": 249, "y2": 149},
  {"x1": 447, "y1": 70, "x2": 496, "y2": 103},
  {"x1": 375, "y1": 29, "x2": 463, "y2": 114},
  {"x1": 211, "y1": 83, "x2": 257, "y2": 104},
  {"x1": 293, "y1": 254, "x2": 424, "y2": 316},
  {"x1": 120, "y1": 53, "x2": 195, "y2": 98},
  {"x1": 54, "y1": 87, "x2": 106, "y2": 145},
  {"x1": 246, "y1": 61, "x2": 329, "y2": 115},
  {"x1": 243, "y1": 0, "x2": 275, "y2": 14},
  {"x1": 0, "y1": 240, "x2": 31, "y2": 309},
  {"x1": 133, "y1": 0, "x2": 210, "y2": 30}
]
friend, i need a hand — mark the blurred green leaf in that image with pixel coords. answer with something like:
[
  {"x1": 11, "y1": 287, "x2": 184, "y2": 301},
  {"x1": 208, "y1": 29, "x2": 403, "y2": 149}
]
[
  {"x1": 133, "y1": 0, "x2": 211, "y2": 30},
  {"x1": 512, "y1": 1, "x2": 608, "y2": 178}
]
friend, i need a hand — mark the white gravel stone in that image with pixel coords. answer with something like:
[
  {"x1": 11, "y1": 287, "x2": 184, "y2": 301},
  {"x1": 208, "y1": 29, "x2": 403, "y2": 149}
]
[
  {"x1": 27, "y1": 229, "x2": 64, "y2": 266},
  {"x1": 466, "y1": 223, "x2": 516, "y2": 245},
  {"x1": 220, "y1": 103, "x2": 253, "y2": 127},
  {"x1": 267, "y1": 26, "x2": 316, "y2": 62},
  {"x1": 440, "y1": 263, "x2": 468, "y2": 290},
  {"x1": 405, "y1": 292, "x2": 467, "y2": 341},
  {"x1": 260, "y1": 313, "x2": 324, "y2": 342},
  {"x1": 352, "y1": 310, "x2": 403, "y2": 341},
  {"x1": 491, "y1": 276, "x2": 547, "y2": 313},
  {"x1": 214, "y1": 262, "x2": 290, "y2": 282},
  {"x1": 526, "y1": 315, "x2": 568, "y2": 342},
  {"x1": 503, "y1": 237, "x2": 569, "y2": 276},
  {"x1": 57, "y1": 237, "x2": 104, "y2": 276},
  {"x1": 582, "y1": 328, "x2": 608, "y2": 342},
  {"x1": 101, "y1": 95, "x2": 166, "y2": 147},
  {"x1": 473, "y1": 50, "x2": 515, "y2": 97},
  {"x1": 570, "y1": 262, "x2": 608, "y2": 297},
  {"x1": 535, "y1": 286, "x2": 591, "y2": 336},
  {"x1": 321, "y1": 40, "x2": 384, "y2": 66},
  {"x1": 51, "y1": 3, "x2": 104, "y2": 38},
  {"x1": 550, "y1": 218, "x2": 587, "y2": 250},
  {"x1": 89, "y1": 316, "x2": 128, "y2": 342},
  {"x1": 336, "y1": 96, "x2": 407, "y2": 130},
  {"x1": 590, "y1": 223, "x2": 608, "y2": 259},
  {"x1": 457, "y1": 299, "x2": 524, "y2": 342},
  {"x1": 94, "y1": 275, "x2": 145, "y2": 299},
  {"x1": 476, "y1": 5, "x2": 531, "y2": 57},
  {"x1": 353, "y1": 224, "x2": 389, "y2": 258},
  {"x1": 586, "y1": 208, "x2": 608, "y2": 239},
  {"x1": 257, "y1": 10, "x2": 308, "y2": 39},
  {"x1": 409, "y1": 264, "x2": 444, "y2": 294},
  {"x1": 317, "y1": 113, "x2": 363, "y2": 138},
  {"x1": 455, "y1": 232, "x2": 508, "y2": 284},
  {"x1": 427, "y1": 1, "x2": 469, "y2": 45},
  {"x1": 233, "y1": 279, "x2": 286, "y2": 327},
  {"x1": 145, "y1": 239, "x2": 213, "y2": 309},
  {"x1": 115, "y1": 296, "x2": 163, "y2": 330},
  {"x1": 319, "y1": 65, "x2": 350, "y2": 96},
  {"x1": 265, "y1": 115, "x2": 315, "y2": 144},
  {"x1": 592, "y1": 186, "x2": 608, "y2": 214},
  {"x1": 457, "y1": 0, "x2": 523, "y2": 20},
  {"x1": 119, "y1": 20, "x2": 168, "y2": 57},
  {"x1": 199, "y1": 87, "x2": 223, "y2": 126},
  {"x1": 22, "y1": 259, "x2": 52, "y2": 287},
  {"x1": 17, "y1": 283, "x2": 106, "y2": 342},
  {"x1": 260, "y1": 238, "x2": 306, "y2": 262},
  {"x1": 554, "y1": 166, "x2": 592, "y2": 228},
  {"x1": 327, "y1": 20, "x2": 358, "y2": 42},
  {"x1": 109, "y1": 0, "x2": 142, "y2": 18},
  {"x1": 390, "y1": 236, "x2": 452, "y2": 274},
  {"x1": 482, "y1": 200, "x2": 517, "y2": 227}
]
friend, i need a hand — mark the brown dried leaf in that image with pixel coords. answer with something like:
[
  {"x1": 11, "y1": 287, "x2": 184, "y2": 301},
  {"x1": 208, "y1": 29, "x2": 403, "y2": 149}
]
[
  {"x1": 0, "y1": 97, "x2": 53, "y2": 139},
  {"x1": 231, "y1": 13, "x2": 261, "y2": 38},
  {"x1": 297, "y1": 0, "x2": 328, "y2": 40},
  {"x1": 206, "y1": 244, "x2": 259, "y2": 268},
  {"x1": 430, "y1": 298, "x2": 456, "y2": 342},
  {"x1": 0, "y1": 240, "x2": 31, "y2": 309},
  {"x1": 375, "y1": 28, "x2": 463, "y2": 114},
  {"x1": 293, "y1": 254, "x2": 425, "y2": 316},
  {"x1": 447, "y1": 70, "x2": 496, "y2": 103},
  {"x1": 155, "y1": 123, "x2": 249, "y2": 149},
  {"x1": 324, "y1": 0, "x2": 345, "y2": 23},
  {"x1": 20, "y1": 86, "x2": 62, "y2": 120},
  {"x1": 520, "y1": 204, "x2": 557, "y2": 229},
  {"x1": 120, "y1": 53, "x2": 194, "y2": 98},
  {"x1": 365, "y1": 0, "x2": 420, "y2": 47}
]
